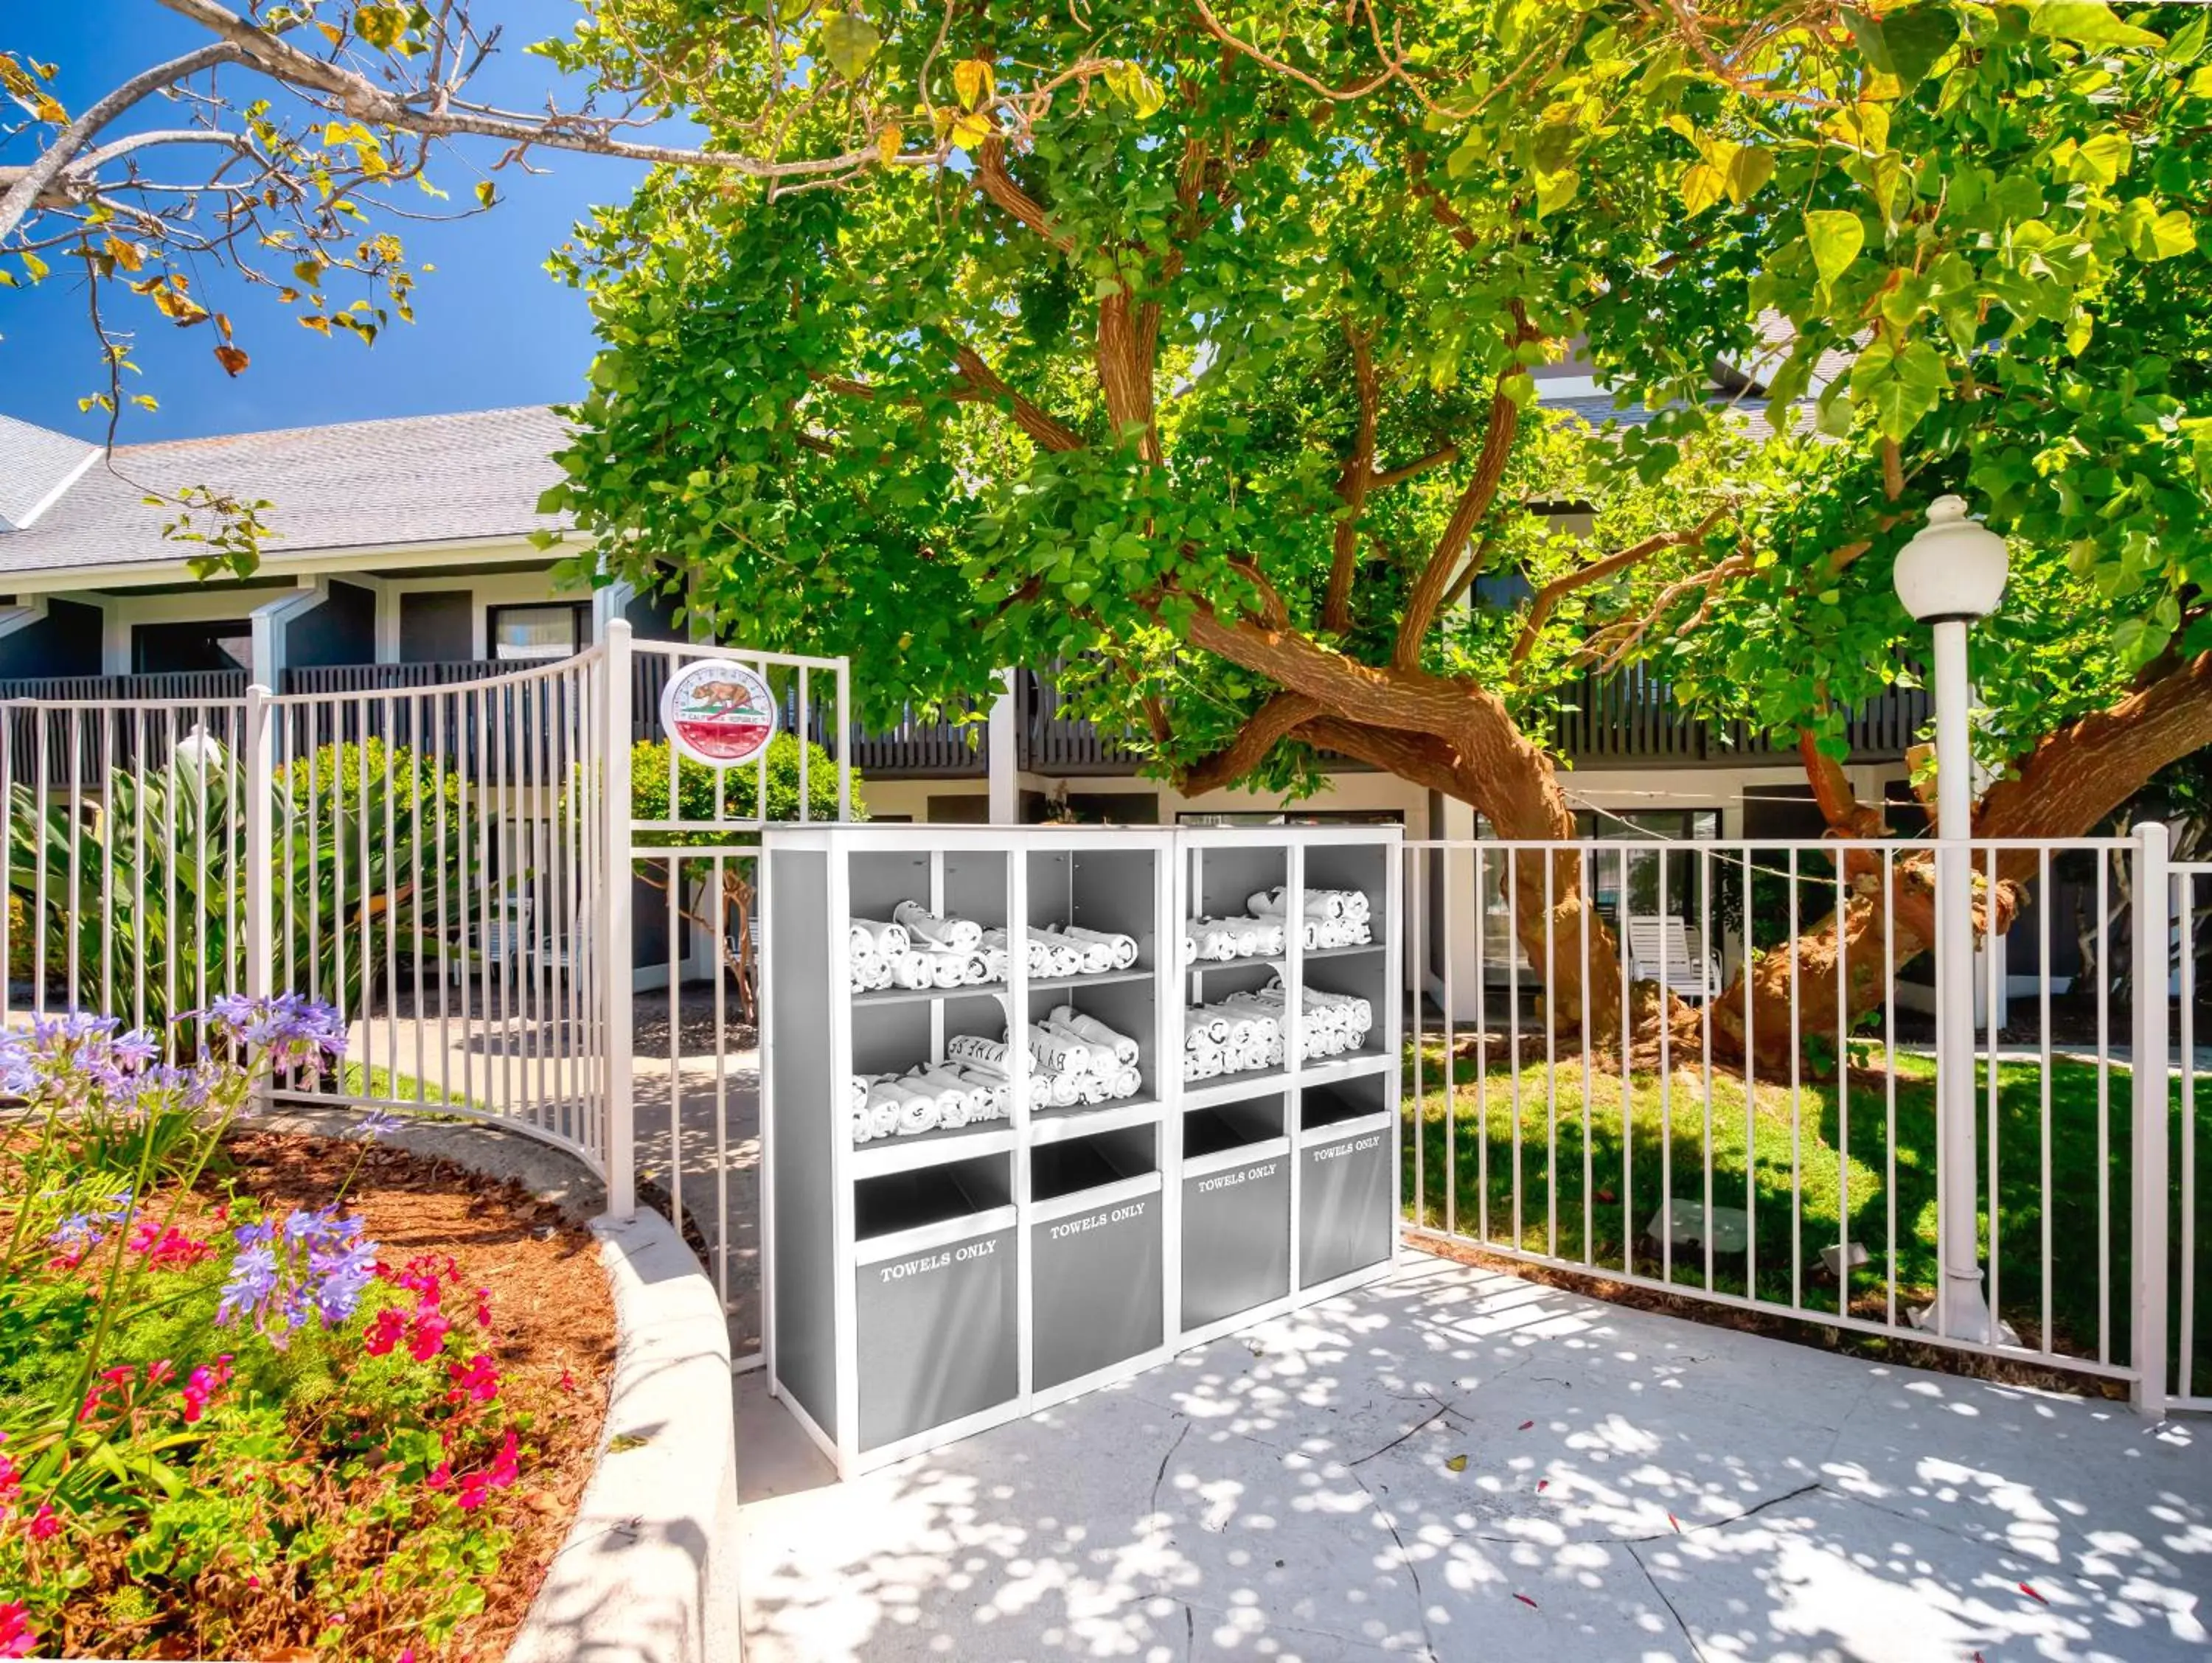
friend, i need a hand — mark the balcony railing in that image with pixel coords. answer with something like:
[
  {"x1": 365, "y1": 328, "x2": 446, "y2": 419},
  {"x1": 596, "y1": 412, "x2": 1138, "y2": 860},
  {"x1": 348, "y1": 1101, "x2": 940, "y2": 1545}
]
[
  {"x1": 7, "y1": 658, "x2": 1926, "y2": 784},
  {"x1": 0, "y1": 671, "x2": 250, "y2": 786}
]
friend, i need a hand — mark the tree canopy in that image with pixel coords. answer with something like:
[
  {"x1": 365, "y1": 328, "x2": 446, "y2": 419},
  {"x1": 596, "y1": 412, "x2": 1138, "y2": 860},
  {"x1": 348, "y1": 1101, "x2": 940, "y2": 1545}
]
[{"x1": 539, "y1": 0, "x2": 2210, "y2": 851}]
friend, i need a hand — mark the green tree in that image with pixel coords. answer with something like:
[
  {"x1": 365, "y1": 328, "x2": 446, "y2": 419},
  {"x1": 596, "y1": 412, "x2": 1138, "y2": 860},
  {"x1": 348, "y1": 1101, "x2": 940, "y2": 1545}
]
[
  {"x1": 536, "y1": 0, "x2": 2211, "y2": 1058},
  {"x1": 625, "y1": 731, "x2": 861, "y2": 1016}
]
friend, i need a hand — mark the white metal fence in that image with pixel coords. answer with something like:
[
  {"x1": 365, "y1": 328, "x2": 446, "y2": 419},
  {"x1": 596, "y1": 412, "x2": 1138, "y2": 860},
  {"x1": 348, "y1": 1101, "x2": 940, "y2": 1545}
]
[{"x1": 1402, "y1": 826, "x2": 2204, "y2": 1414}]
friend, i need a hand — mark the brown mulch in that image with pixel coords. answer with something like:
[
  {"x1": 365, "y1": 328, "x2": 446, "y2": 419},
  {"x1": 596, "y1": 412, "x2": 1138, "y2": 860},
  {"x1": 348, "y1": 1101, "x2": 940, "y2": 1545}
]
[
  {"x1": 218, "y1": 1132, "x2": 618, "y2": 1663},
  {"x1": 1409, "y1": 1229, "x2": 2130, "y2": 1403}
]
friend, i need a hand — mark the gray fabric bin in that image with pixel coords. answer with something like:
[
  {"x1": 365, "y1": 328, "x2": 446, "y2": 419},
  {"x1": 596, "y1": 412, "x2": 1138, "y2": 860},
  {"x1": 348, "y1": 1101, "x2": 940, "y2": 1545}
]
[
  {"x1": 1180, "y1": 1154, "x2": 1290, "y2": 1331},
  {"x1": 855, "y1": 1224, "x2": 1018, "y2": 1451},
  {"x1": 1032, "y1": 1191, "x2": 1163, "y2": 1390},
  {"x1": 1300, "y1": 1129, "x2": 1393, "y2": 1288}
]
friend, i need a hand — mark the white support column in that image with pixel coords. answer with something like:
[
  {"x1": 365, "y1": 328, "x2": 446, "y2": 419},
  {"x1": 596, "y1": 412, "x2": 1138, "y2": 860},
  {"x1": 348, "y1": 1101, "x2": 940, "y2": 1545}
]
[
  {"x1": 591, "y1": 577, "x2": 637, "y2": 644},
  {"x1": 602, "y1": 619, "x2": 638, "y2": 1218},
  {"x1": 987, "y1": 668, "x2": 1018, "y2": 824},
  {"x1": 2131, "y1": 818, "x2": 2171, "y2": 1419},
  {"x1": 243, "y1": 683, "x2": 274, "y2": 1003},
  {"x1": 248, "y1": 579, "x2": 328, "y2": 688}
]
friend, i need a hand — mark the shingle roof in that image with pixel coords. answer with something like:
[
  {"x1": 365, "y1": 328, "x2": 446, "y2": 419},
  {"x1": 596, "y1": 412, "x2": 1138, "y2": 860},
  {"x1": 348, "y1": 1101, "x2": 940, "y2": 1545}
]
[
  {"x1": 0, "y1": 415, "x2": 98, "y2": 534},
  {"x1": 0, "y1": 404, "x2": 573, "y2": 578}
]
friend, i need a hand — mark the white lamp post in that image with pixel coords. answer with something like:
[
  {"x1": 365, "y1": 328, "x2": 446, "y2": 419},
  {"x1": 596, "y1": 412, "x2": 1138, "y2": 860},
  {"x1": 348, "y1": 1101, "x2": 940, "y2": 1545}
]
[{"x1": 1893, "y1": 495, "x2": 2011, "y2": 1345}]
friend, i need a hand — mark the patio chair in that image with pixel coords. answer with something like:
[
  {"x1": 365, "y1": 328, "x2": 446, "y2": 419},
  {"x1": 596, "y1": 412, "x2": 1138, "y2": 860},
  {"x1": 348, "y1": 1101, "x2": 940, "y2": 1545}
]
[
  {"x1": 450, "y1": 893, "x2": 533, "y2": 985},
  {"x1": 1626, "y1": 916, "x2": 1724, "y2": 1002}
]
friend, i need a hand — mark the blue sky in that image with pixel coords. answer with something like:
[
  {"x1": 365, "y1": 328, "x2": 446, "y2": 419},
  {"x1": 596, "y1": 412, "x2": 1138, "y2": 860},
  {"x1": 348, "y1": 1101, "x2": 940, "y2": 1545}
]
[{"x1": 2, "y1": 3, "x2": 643, "y2": 442}]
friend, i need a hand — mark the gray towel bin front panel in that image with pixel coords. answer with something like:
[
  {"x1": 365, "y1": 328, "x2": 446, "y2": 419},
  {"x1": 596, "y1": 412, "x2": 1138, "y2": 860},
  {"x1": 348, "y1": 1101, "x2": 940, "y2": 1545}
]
[
  {"x1": 1032, "y1": 1194, "x2": 1164, "y2": 1390},
  {"x1": 1300, "y1": 1129, "x2": 1392, "y2": 1288},
  {"x1": 855, "y1": 1225, "x2": 1018, "y2": 1451},
  {"x1": 1179, "y1": 1156, "x2": 1290, "y2": 1331}
]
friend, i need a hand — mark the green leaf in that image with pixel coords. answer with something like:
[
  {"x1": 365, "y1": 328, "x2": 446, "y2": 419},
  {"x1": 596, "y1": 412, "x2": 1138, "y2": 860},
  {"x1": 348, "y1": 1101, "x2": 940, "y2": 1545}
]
[
  {"x1": 2115, "y1": 198, "x2": 2195, "y2": 260},
  {"x1": 1845, "y1": 6, "x2": 1960, "y2": 89},
  {"x1": 1679, "y1": 160, "x2": 1725, "y2": 215},
  {"x1": 2026, "y1": 1, "x2": 2165, "y2": 50},
  {"x1": 821, "y1": 12, "x2": 881, "y2": 81},
  {"x1": 1804, "y1": 209, "x2": 1865, "y2": 287},
  {"x1": 1725, "y1": 146, "x2": 1774, "y2": 204},
  {"x1": 1534, "y1": 168, "x2": 1579, "y2": 220}
]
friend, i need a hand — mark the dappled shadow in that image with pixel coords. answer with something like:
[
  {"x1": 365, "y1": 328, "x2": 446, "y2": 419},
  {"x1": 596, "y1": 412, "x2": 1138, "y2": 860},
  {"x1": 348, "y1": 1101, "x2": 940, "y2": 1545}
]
[{"x1": 737, "y1": 1254, "x2": 2211, "y2": 1661}]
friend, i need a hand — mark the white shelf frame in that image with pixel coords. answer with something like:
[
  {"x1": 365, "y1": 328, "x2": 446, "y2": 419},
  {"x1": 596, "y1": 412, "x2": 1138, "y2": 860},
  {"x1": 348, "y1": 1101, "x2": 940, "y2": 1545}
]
[{"x1": 764, "y1": 821, "x2": 1399, "y2": 1479}]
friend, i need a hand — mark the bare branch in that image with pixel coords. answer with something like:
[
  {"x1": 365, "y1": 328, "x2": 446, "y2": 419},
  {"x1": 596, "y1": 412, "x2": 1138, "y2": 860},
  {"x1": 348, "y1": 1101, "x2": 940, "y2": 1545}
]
[{"x1": 1509, "y1": 505, "x2": 1728, "y2": 668}]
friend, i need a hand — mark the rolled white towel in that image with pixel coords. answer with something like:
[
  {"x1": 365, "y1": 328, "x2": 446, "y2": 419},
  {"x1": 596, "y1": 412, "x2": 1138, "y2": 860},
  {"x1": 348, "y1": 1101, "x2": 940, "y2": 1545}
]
[
  {"x1": 1048, "y1": 1006, "x2": 1139, "y2": 1065},
  {"x1": 1028, "y1": 1023, "x2": 1098, "y2": 1075},
  {"x1": 850, "y1": 918, "x2": 912, "y2": 956},
  {"x1": 894, "y1": 1095, "x2": 939, "y2": 1136},
  {"x1": 1057, "y1": 925, "x2": 1139, "y2": 970},
  {"x1": 949, "y1": 1033, "x2": 1011, "y2": 1067},
  {"x1": 849, "y1": 1104, "x2": 873, "y2": 1143},
  {"x1": 1041, "y1": 926, "x2": 1115, "y2": 975},
  {"x1": 1184, "y1": 1009, "x2": 1229, "y2": 1046},
  {"x1": 893, "y1": 900, "x2": 984, "y2": 953},
  {"x1": 1109, "y1": 1065, "x2": 1142, "y2": 1100}
]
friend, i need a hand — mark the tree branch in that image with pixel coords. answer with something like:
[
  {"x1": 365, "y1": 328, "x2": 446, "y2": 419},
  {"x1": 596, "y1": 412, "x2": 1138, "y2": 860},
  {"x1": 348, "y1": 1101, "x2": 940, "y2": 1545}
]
[
  {"x1": 950, "y1": 344, "x2": 1084, "y2": 453},
  {"x1": 973, "y1": 135, "x2": 1074, "y2": 253},
  {"x1": 1795, "y1": 728, "x2": 1888, "y2": 839},
  {"x1": 0, "y1": 43, "x2": 244, "y2": 241},
  {"x1": 1371, "y1": 443, "x2": 1460, "y2": 489},
  {"x1": 1509, "y1": 506, "x2": 1728, "y2": 668},
  {"x1": 1177, "y1": 691, "x2": 1321, "y2": 795}
]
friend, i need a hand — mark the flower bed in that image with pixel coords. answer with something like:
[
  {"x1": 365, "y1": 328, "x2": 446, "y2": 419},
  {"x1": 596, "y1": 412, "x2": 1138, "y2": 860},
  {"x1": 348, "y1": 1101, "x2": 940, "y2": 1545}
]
[{"x1": 0, "y1": 1001, "x2": 613, "y2": 1660}]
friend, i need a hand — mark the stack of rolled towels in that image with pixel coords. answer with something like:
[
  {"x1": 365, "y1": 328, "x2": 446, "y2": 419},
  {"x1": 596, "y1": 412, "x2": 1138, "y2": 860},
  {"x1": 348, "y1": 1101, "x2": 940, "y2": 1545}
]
[
  {"x1": 1248, "y1": 886, "x2": 1374, "y2": 951},
  {"x1": 846, "y1": 1008, "x2": 1145, "y2": 1143},
  {"x1": 846, "y1": 902, "x2": 1008, "y2": 992},
  {"x1": 1182, "y1": 974, "x2": 1375, "y2": 1081},
  {"x1": 1181, "y1": 888, "x2": 1372, "y2": 963},
  {"x1": 984, "y1": 923, "x2": 1142, "y2": 981}
]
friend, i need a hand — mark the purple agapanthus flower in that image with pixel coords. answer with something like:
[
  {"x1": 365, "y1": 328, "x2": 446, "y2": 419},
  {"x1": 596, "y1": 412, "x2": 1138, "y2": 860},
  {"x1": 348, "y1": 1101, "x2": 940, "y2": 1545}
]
[
  {"x1": 353, "y1": 1109, "x2": 402, "y2": 1142},
  {"x1": 111, "y1": 1030, "x2": 161, "y2": 1071},
  {"x1": 46, "y1": 1188, "x2": 134, "y2": 1257},
  {"x1": 215, "y1": 1207, "x2": 376, "y2": 1348}
]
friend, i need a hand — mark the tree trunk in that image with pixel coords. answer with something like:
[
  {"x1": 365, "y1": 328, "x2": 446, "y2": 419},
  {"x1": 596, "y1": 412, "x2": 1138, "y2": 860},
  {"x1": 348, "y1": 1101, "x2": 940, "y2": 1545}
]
[{"x1": 1709, "y1": 649, "x2": 2212, "y2": 1067}]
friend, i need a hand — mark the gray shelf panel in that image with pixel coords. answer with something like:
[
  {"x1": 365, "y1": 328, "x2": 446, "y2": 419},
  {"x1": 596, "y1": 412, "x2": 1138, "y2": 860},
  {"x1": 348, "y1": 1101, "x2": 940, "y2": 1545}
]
[
  {"x1": 852, "y1": 980, "x2": 1009, "y2": 1008},
  {"x1": 851, "y1": 1122, "x2": 1020, "y2": 1179},
  {"x1": 1030, "y1": 1096, "x2": 1162, "y2": 1144},
  {"x1": 1181, "y1": 1066, "x2": 1291, "y2": 1109},
  {"x1": 1303, "y1": 942, "x2": 1385, "y2": 962},
  {"x1": 1027, "y1": 967, "x2": 1155, "y2": 995}
]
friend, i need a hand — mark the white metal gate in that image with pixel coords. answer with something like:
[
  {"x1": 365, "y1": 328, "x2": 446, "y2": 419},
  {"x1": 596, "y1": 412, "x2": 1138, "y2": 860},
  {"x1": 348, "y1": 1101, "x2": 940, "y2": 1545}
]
[
  {"x1": 605, "y1": 623, "x2": 852, "y2": 1360},
  {"x1": 2171, "y1": 859, "x2": 2211, "y2": 1412}
]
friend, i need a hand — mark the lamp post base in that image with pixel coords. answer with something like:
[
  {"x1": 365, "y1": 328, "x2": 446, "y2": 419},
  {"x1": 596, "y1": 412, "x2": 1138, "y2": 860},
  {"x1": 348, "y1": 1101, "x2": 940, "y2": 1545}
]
[{"x1": 1909, "y1": 1286, "x2": 2019, "y2": 1348}]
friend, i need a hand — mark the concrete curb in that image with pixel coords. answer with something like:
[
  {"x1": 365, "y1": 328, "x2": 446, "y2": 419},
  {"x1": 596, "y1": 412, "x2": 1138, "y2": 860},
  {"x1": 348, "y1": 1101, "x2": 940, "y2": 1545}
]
[{"x1": 507, "y1": 1210, "x2": 742, "y2": 1663}]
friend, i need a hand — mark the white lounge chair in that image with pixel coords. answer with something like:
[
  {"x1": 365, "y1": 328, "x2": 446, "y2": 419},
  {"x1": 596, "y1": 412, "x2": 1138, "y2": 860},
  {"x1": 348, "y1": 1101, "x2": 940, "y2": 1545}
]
[{"x1": 1627, "y1": 916, "x2": 1724, "y2": 1002}]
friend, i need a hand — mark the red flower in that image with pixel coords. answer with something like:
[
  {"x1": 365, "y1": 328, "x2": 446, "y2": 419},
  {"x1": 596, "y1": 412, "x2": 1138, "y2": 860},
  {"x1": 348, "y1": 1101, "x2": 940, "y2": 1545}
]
[
  {"x1": 408, "y1": 1313, "x2": 451, "y2": 1362},
  {"x1": 146, "y1": 1359, "x2": 175, "y2": 1389},
  {"x1": 474, "y1": 1287, "x2": 494, "y2": 1330},
  {"x1": 455, "y1": 1431, "x2": 521, "y2": 1512},
  {"x1": 0, "y1": 1600, "x2": 35, "y2": 1658},
  {"x1": 363, "y1": 1308, "x2": 407, "y2": 1357},
  {"x1": 445, "y1": 1353, "x2": 501, "y2": 1407},
  {"x1": 128, "y1": 1219, "x2": 212, "y2": 1269},
  {"x1": 27, "y1": 1505, "x2": 57, "y2": 1543},
  {"x1": 557, "y1": 1368, "x2": 577, "y2": 1394},
  {"x1": 180, "y1": 1356, "x2": 233, "y2": 1426},
  {"x1": 425, "y1": 1461, "x2": 453, "y2": 1491}
]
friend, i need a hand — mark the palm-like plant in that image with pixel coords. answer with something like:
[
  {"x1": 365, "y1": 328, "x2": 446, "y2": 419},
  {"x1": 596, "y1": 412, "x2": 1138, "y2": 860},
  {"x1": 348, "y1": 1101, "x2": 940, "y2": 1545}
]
[{"x1": 5, "y1": 737, "x2": 473, "y2": 1036}]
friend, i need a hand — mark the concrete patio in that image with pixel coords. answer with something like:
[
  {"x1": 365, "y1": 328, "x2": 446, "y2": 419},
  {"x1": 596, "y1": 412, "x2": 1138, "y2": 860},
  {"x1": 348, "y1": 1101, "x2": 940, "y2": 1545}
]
[{"x1": 737, "y1": 1251, "x2": 2212, "y2": 1662}]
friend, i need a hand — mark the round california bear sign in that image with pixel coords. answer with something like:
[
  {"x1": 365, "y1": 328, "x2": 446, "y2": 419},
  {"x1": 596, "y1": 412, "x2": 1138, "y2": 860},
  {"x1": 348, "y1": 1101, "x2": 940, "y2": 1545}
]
[{"x1": 660, "y1": 659, "x2": 778, "y2": 767}]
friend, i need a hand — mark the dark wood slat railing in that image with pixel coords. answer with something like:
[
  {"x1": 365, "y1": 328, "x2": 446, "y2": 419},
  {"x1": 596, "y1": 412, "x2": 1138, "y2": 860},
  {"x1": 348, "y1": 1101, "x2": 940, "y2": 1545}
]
[{"x1": 0, "y1": 672, "x2": 249, "y2": 787}]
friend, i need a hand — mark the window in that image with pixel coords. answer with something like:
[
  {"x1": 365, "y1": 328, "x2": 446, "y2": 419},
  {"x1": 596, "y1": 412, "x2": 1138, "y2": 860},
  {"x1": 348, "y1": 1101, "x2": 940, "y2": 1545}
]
[
  {"x1": 487, "y1": 602, "x2": 589, "y2": 662},
  {"x1": 133, "y1": 620, "x2": 251, "y2": 674},
  {"x1": 1178, "y1": 809, "x2": 1404, "y2": 827}
]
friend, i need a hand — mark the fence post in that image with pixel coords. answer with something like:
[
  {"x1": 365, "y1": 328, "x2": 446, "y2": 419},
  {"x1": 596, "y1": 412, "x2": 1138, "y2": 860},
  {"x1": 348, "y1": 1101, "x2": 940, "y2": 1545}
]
[
  {"x1": 2130, "y1": 818, "x2": 2171, "y2": 1420},
  {"x1": 602, "y1": 621, "x2": 637, "y2": 1219},
  {"x1": 243, "y1": 683, "x2": 274, "y2": 1004}
]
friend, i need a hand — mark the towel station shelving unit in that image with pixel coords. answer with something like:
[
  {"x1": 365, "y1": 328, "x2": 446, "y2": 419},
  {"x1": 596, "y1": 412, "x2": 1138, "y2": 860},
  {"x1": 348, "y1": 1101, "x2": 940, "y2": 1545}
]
[{"x1": 762, "y1": 823, "x2": 1401, "y2": 1478}]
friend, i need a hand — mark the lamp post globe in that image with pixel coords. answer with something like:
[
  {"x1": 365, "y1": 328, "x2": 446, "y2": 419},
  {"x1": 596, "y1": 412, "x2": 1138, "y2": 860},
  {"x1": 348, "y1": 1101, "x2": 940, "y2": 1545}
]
[{"x1": 1893, "y1": 494, "x2": 2010, "y2": 624}]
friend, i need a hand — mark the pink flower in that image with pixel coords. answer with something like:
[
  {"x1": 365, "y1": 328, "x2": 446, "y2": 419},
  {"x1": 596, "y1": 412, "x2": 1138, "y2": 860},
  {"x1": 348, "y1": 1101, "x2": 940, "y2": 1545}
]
[
  {"x1": 0, "y1": 1600, "x2": 34, "y2": 1659},
  {"x1": 425, "y1": 1461, "x2": 453, "y2": 1491},
  {"x1": 0, "y1": 1436, "x2": 18, "y2": 1514},
  {"x1": 146, "y1": 1359, "x2": 175, "y2": 1389},
  {"x1": 445, "y1": 1353, "x2": 500, "y2": 1406},
  {"x1": 128, "y1": 1219, "x2": 212, "y2": 1269},
  {"x1": 180, "y1": 1356, "x2": 233, "y2": 1425},
  {"x1": 363, "y1": 1308, "x2": 406, "y2": 1357},
  {"x1": 27, "y1": 1504, "x2": 57, "y2": 1542},
  {"x1": 407, "y1": 1312, "x2": 451, "y2": 1362},
  {"x1": 474, "y1": 1288, "x2": 494, "y2": 1329},
  {"x1": 455, "y1": 1431, "x2": 520, "y2": 1512}
]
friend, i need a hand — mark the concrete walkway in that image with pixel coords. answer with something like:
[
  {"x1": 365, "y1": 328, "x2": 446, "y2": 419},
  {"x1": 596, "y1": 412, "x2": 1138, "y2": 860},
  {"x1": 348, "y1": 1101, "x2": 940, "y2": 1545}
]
[{"x1": 737, "y1": 1252, "x2": 2212, "y2": 1662}]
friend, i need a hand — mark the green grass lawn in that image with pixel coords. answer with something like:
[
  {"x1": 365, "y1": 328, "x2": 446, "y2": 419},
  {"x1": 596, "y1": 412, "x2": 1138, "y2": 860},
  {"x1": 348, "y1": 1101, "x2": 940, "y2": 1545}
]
[{"x1": 1400, "y1": 1039, "x2": 2212, "y2": 1384}]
